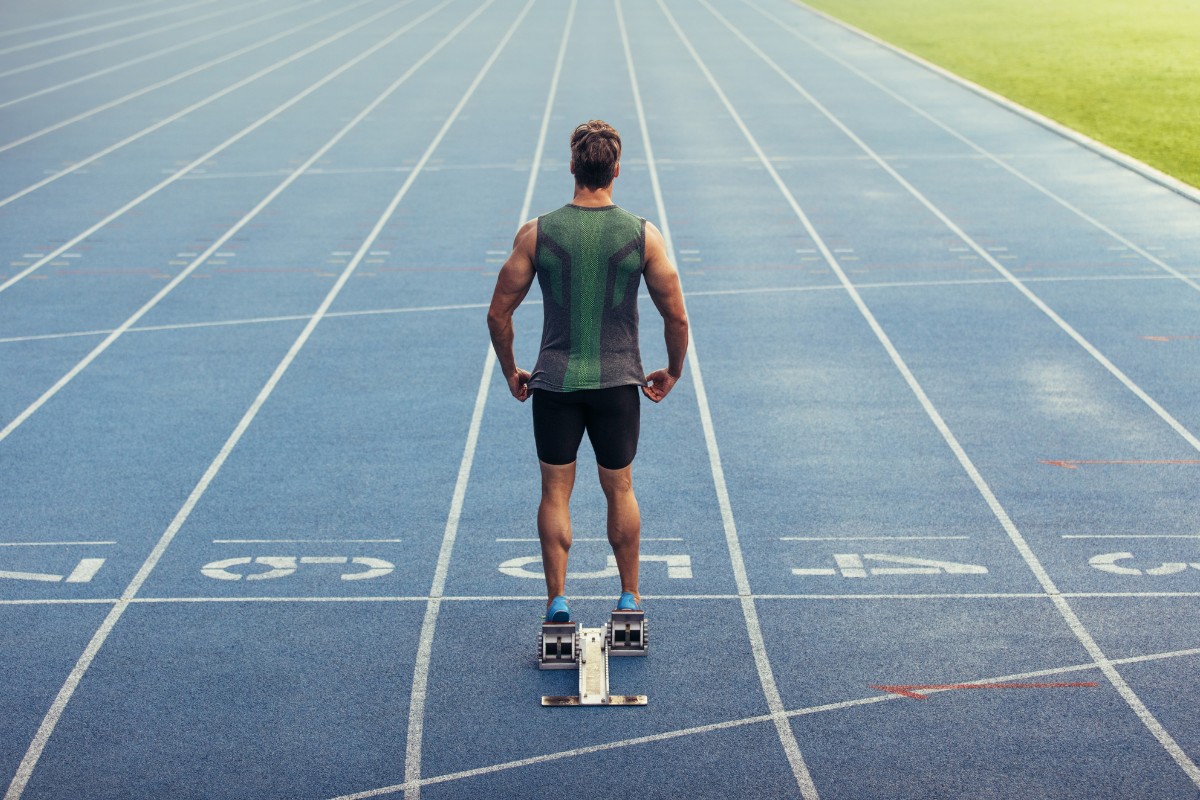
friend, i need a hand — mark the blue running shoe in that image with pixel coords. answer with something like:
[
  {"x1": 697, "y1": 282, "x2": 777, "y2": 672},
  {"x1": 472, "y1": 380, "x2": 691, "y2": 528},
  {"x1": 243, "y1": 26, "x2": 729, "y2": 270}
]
[
  {"x1": 616, "y1": 591, "x2": 642, "y2": 611},
  {"x1": 545, "y1": 595, "x2": 571, "y2": 623}
]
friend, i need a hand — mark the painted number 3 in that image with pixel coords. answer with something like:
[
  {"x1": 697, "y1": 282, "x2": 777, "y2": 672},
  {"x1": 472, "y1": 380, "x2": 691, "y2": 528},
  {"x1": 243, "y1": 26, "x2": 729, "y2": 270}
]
[
  {"x1": 201, "y1": 556, "x2": 395, "y2": 581},
  {"x1": 1089, "y1": 552, "x2": 1200, "y2": 576}
]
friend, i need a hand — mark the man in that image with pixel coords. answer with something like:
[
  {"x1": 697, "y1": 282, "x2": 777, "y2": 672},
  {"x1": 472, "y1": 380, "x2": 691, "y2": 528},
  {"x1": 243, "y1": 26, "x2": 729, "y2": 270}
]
[{"x1": 487, "y1": 119, "x2": 689, "y2": 623}]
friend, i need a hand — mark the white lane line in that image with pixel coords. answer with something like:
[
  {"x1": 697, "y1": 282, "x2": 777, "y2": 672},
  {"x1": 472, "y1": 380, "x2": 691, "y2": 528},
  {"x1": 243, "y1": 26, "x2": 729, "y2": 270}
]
[
  {"x1": 682, "y1": 273, "x2": 1179, "y2": 299},
  {"x1": 0, "y1": 0, "x2": 168, "y2": 40},
  {"x1": 0, "y1": 0, "x2": 248, "y2": 79},
  {"x1": 689, "y1": 0, "x2": 1200, "y2": 787},
  {"x1": 0, "y1": 302, "x2": 492, "y2": 346},
  {"x1": 0, "y1": 2, "x2": 502, "y2": 796},
  {"x1": 9, "y1": 591, "x2": 1200, "y2": 608},
  {"x1": 212, "y1": 539, "x2": 405, "y2": 544},
  {"x1": 0, "y1": 0, "x2": 220, "y2": 55},
  {"x1": 0, "y1": 599, "x2": 119, "y2": 606},
  {"x1": 743, "y1": 0, "x2": 1200, "y2": 295},
  {"x1": 0, "y1": 571, "x2": 61, "y2": 583},
  {"x1": 1063, "y1": 534, "x2": 1200, "y2": 539},
  {"x1": 0, "y1": 541, "x2": 116, "y2": 547},
  {"x1": 618, "y1": 2, "x2": 818, "y2": 797},
  {"x1": 131, "y1": 597, "x2": 430, "y2": 604},
  {"x1": 781, "y1": 536, "x2": 969, "y2": 541},
  {"x1": 494, "y1": 537, "x2": 684, "y2": 542},
  {"x1": 328, "y1": 644, "x2": 1200, "y2": 799},
  {"x1": 401, "y1": 2, "x2": 566, "y2": 797},
  {"x1": 1050, "y1": 593, "x2": 1200, "y2": 784},
  {"x1": 0, "y1": 273, "x2": 1177, "y2": 348},
  {"x1": 402, "y1": 356, "x2": 495, "y2": 800},
  {"x1": 705, "y1": 0, "x2": 1200, "y2": 456},
  {"x1": 1066, "y1": 592, "x2": 1200, "y2": 598},
  {"x1": 0, "y1": 0, "x2": 461, "y2": 447},
  {"x1": 0, "y1": 0, "x2": 338, "y2": 112},
  {"x1": 0, "y1": 0, "x2": 401, "y2": 205}
]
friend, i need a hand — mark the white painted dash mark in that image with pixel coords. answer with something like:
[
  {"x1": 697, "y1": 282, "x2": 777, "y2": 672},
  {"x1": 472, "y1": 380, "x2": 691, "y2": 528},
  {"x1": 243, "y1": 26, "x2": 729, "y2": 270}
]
[{"x1": 65, "y1": 559, "x2": 105, "y2": 583}]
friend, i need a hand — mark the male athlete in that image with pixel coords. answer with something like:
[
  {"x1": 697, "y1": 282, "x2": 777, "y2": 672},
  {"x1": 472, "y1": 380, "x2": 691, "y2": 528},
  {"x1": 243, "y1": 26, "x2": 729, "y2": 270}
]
[{"x1": 487, "y1": 120, "x2": 689, "y2": 624}]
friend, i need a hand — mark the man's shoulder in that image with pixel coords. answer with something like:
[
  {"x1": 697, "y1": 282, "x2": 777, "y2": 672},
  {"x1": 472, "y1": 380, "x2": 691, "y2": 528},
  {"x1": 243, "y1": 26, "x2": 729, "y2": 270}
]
[
  {"x1": 539, "y1": 203, "x2": 573, "y2": 219},
  {"x1": 537, "y1": 205, "x2": 647, "y2": 243},
  {"x1": 540, "y1": 203, "x2": 644, "y2": 218},
  {"x1": 620, "y1": 207, "x2": 648, "y2": 230}
]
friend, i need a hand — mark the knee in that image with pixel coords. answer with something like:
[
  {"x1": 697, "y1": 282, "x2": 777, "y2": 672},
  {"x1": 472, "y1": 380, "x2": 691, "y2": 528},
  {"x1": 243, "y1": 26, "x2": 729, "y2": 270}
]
[
  {"x1": 540, "y1": 482, "x2": 572, "y2": 504},
  {"x1": 598, "y1": 468, "x2": 634, "y2": 500},
  {"x1": 539, "y1": 461, "x2": 576, "y2": 500}
]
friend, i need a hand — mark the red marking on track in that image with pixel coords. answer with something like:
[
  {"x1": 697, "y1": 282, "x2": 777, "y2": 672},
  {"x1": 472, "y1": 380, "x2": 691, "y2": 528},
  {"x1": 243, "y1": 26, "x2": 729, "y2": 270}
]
[
  {"x1": 1142, "y1": 335, "x2": 1200, "y2": 342},
  {"x1": 871, "y1": 682, "x2": 1099, "y2": 700},
  {"x1": 1041, "y1": 459, "x2": 1200, "y2": 469},
  {"x1": 212, "y1": 267, "x2": 322, "y2": 275},
  {"x1": 50, "y1": 268, "x2": 164, "y2": 277}
]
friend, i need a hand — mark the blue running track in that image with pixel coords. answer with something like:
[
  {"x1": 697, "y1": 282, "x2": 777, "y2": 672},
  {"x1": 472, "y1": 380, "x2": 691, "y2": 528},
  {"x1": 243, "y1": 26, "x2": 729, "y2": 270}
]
[{"x1": 2, "y1": 0, "x2": 1199, "y2": 797}]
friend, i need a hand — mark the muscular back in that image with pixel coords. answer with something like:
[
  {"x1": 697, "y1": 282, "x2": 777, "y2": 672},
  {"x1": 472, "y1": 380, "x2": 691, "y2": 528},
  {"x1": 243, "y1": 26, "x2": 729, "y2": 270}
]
[{"x1": 529, "y1": 204, "x2": 647, "y2": 392}]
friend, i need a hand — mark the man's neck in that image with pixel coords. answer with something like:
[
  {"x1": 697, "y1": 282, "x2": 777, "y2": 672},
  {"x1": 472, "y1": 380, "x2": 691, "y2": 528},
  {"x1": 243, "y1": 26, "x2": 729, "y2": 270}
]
[{"x1": 571, "y1": 184, "x2": 614, "y2": 207}]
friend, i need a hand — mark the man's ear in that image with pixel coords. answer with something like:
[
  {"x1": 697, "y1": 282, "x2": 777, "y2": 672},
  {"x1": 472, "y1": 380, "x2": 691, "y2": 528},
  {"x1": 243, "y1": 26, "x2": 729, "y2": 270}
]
[
  {"x1": 569, "y1": 160, "x2": 576, "y2": 175},
  {"x1": 613, "y1": 162, "x2": 620, "y2": 179}
]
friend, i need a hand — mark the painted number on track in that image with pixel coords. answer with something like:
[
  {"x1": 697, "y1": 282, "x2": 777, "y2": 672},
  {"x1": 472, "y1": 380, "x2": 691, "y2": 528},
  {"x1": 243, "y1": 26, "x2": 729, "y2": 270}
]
[
  {"x1": 0, "y1": 558, "x2": 105, "y2": 584},
  {"x1": 499, "y1": 554, "x2": 693, "y2": 580},
  {"x1": 1089, "y1": 552, "x2": 1200, "y2": 576},
  {"x1": 201, "y1": 556, "x2": 394, "y2": 581},
  {"x1": 792, "y1": 553, "x2": 988, "y2": 578}
]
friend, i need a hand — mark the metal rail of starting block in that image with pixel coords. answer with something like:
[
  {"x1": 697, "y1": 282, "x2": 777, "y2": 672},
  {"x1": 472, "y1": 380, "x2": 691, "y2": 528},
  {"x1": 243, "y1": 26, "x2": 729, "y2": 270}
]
[{"x1": 538, "y1": 609, "x2": 647, "y2": 706}]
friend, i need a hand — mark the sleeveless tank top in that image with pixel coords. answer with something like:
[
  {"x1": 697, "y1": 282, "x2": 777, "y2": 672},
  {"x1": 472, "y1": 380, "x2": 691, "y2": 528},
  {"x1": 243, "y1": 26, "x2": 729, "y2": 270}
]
[{"x1": 528, "y1": 204, "x2": 647, "y2": 392}]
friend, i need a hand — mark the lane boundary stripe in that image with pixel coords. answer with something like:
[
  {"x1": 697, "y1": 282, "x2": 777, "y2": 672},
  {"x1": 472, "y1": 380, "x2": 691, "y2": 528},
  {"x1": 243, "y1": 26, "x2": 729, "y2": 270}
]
[
  {"x1": 619, "y1": 2, "x2": 818, "y2": 797},
  {"x1": 13, "y1": 591, "x2": 1200, "y2": 607},
  {"x1": 0, "y1": 0, "x2": 404, "y2": 204},
  {"x1": 742, "y1": 0, "x2": 1200, "y2": 295},
  {"x1": 0, "y1": 0, "x2": 460, "y2": 446},
  {"x1": 0, "y1": 0, "x2": 250, "y2": 80},
  {"x1": 0, "y1": 0, "x2": 338, "y2": 113},
  {"x1": 0, "y1": 0, "x2": 220, "y2": 55},
  {"x1": 400, "y1": 1, "x2": 567, "y2": 797},
  {"x1": 0, "y1": 2, "x2": 502, "y2": 796},
  {"x1": 325, "y1": 644, "x2": 1200, "y2": 798},
  {"x1": 690, "y1": 0, "x2": 1200, "y2": 786},
  {"x1": 0, "y1": 0, "x2": 168, "y2": 40},
  {"x1": 0, "y1": 0, "x2": 222, "y2": 55},
  {"x1": 704, "y1": 0, "x2": 1200, "y2": 455},
  {"x1": 1, "y1": 273, "x2": 1186, "y2": 347}
]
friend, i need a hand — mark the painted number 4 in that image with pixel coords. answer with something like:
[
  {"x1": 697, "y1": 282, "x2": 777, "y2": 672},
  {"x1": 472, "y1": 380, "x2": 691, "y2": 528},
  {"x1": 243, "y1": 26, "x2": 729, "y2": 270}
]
[{"x1": 792, "y1": 553, "x2": 988, "y2": 578}]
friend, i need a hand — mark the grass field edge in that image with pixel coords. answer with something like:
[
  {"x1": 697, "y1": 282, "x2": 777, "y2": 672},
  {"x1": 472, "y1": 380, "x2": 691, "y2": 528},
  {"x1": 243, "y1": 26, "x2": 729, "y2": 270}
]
[{"x1": 789, "y1": 0, "x2": 1200, "y2": 204}]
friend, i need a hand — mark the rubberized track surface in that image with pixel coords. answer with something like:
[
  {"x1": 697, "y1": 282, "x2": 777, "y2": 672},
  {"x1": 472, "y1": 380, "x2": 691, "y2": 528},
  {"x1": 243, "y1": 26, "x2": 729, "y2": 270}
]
[{"x1": 2, "y1": 0, "x2": 1200, "y2": 798}]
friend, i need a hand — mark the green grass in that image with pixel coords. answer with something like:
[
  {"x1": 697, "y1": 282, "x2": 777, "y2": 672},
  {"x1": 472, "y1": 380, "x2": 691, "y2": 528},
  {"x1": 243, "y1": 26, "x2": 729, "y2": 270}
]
[{"x1": 798, "y1": 0, "x2": 1200, "y2": 189}]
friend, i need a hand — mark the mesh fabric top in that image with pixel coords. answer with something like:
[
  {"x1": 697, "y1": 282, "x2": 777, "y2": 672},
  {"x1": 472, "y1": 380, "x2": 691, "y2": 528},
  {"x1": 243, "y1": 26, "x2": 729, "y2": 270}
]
[{"x1": 528, "y1": 204, "x2": 647, "y2": 391}]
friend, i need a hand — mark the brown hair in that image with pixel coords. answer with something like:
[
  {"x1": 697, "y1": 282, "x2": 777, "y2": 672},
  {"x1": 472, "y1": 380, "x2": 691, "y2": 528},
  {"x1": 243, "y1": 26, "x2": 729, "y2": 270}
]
[{"x1": 570, "y1": 120, "x2": 621, "y2": 190}]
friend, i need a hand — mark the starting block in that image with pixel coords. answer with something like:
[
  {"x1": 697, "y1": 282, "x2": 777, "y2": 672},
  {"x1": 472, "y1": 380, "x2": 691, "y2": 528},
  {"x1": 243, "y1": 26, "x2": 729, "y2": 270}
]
[{"x1": 539, "y1": 609, "x2": 647, "y2": 706}]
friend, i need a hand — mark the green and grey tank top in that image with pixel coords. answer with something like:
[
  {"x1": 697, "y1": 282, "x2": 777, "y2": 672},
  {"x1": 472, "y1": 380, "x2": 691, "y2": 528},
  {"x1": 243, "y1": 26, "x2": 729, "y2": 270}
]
[{"x1": 528, "y1": 204, "x2": 647, "y2": 392}]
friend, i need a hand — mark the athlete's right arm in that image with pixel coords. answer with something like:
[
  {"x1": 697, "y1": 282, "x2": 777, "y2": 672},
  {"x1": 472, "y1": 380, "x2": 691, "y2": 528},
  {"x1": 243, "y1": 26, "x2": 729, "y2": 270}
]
[{"x1": 487, "y1": 219, "x2": 538, "y2": 401}]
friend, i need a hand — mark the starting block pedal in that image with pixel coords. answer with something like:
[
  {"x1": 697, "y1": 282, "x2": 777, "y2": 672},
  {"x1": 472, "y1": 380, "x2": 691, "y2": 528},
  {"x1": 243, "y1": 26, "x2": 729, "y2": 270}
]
[
  {"x1": 538, "y1": 622, "x2": 578, "y2": 670},
  {"x1": 607, "y1": 609, "x2": 647, "y2": 656},
  {"x1": 539, "y1": 610, "x2": 648, "y2": 707}
]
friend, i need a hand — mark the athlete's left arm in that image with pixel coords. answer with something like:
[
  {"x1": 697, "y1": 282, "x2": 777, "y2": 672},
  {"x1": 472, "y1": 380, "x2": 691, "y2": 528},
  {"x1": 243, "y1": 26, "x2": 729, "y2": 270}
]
[
  {"x1": 642, "y1": 222, "x2": 689, "y2": 403},
  {"x1": 487, "y1": 219, "x2": 538, "y2": 401}
]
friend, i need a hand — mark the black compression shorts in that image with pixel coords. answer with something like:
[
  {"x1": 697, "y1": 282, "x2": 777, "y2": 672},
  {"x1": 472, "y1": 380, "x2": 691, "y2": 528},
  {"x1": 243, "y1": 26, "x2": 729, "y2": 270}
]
[{"x1": 531, "y1": 385, "x2": 640, "y2": 470}]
